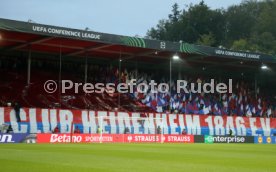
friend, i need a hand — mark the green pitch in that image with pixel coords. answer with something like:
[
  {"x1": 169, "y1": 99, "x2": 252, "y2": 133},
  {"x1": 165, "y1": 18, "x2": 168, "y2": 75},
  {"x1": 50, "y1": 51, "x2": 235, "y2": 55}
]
[{"x1": 0, "y1": 144, "x2": 275, "y2": 172}]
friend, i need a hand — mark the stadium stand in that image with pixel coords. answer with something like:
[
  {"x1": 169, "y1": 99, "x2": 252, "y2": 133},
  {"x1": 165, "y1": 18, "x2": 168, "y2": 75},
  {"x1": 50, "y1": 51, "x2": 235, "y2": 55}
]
[
  {"x1": 0, "y1": 58, "x2": 154, "y2": 112},
  {"x1": 0, "y1": 57, "x2": 275, "y2": 117},
  {"x1": 0, "y1": 18, "x2": 275, "y2": 118}
]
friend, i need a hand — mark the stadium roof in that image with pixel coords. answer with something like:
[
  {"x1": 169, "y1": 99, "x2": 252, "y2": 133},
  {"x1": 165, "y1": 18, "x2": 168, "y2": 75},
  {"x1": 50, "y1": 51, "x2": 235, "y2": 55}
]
[{"x1": 0, "y1": 18, "x2": 276, "y2": 69}]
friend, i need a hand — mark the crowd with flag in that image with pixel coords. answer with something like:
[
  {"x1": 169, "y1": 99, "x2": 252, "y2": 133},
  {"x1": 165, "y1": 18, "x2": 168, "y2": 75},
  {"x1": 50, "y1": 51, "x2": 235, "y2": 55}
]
[
  {"x1": 70, "y1": 64, "x2": 275, "y2": 117},
  {"x1": 1, "y1": 58, "x2": 275, "y2": 116},
  {"x1": 115, "y1": 68, "x2": 275, "y2": 117}
]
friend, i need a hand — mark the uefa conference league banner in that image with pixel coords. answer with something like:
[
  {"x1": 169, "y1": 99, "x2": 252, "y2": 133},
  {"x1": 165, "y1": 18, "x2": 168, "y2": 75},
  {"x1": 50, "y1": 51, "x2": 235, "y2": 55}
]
[
  {"x1": 1, "y1": 107, "x2": 275, "y2": 136},
  {"x1": 0, "y1": 18, "x2": 275, "y2": 62}
]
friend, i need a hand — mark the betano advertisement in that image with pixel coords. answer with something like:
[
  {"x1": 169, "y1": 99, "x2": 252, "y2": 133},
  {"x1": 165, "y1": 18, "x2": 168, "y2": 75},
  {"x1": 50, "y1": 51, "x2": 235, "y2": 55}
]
[
  {"x1": 1, "y1": 107, "x2": 276, "y2": 136},
  {"x1": 37, "y1": 134, "x2": 194, "y2": 143}
]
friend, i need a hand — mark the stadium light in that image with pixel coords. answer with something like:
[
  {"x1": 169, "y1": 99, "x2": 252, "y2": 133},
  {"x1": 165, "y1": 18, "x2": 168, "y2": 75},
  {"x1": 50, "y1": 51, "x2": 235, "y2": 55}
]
[
  {"x1": 169, "y1": 53, "x2": 180, "y2": 112},
  {"x1": 261, "y1": 64, "x2": 268, "y2": 70},
  {"x1": 172, "y1": 54, "x2": 180, "y2": 60}
]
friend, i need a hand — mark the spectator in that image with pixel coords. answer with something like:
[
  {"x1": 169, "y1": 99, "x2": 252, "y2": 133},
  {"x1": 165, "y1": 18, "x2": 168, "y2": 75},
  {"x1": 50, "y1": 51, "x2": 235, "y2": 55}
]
[
  {"x1": 181, "y1": 129, "x2": 187, "y2": 135},
  {"x1": 14, "y1": 102, "x2": 21, "y2": 122},
  {"x1": 53, "y1": 126, "x2": 59, "y2": 133},
  {"x1": 74, "y1": 126, "x2": 81, "y2": 134},
  {"x1": 97, "y1": 126, "x2": 102, "y2": 134},
  {"x1": 6, "y1": 124, "x2": 13, "y2": 133},
  {"x1": 156, "y1": 126, "x2": 161, "y2": 134},
  {"x1": 229, "y1": 129, "x2": 233, "y2": 136},
  {"x1": 124, "y1": 127, "x2": 130, "y2": 134}
]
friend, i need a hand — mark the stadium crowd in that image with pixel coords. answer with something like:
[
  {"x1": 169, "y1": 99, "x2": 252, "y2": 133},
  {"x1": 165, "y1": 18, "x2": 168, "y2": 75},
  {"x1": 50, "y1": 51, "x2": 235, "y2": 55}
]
[
  {"x1": 0, "y1": 57, "x2": 275, "y2": 117},
  {"x1": 122, "y1": 69, "x2": 275, "y2": 117}
]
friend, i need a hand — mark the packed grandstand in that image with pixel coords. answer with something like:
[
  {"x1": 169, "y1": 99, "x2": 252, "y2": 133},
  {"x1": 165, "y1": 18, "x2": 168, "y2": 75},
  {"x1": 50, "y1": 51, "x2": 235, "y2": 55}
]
[
  {"x1": 0, "y1": 18, "x2": 276, "y2": 138},
  {"x1": 1, "y1": 59, "x2": 275, "y2": 117}
]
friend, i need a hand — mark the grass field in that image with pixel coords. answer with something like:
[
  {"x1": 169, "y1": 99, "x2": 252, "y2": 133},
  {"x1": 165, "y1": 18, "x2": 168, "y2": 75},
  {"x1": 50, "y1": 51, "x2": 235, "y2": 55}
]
[{"x1": 0, "y1": 144, "x2": 275, "y2": 172}]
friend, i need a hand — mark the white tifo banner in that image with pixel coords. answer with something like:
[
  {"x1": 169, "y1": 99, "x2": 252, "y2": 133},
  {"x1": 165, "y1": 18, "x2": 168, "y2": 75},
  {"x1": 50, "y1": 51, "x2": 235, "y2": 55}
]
[{"x1": 0, "y1": 107, "x2": 274, "y2": 136}]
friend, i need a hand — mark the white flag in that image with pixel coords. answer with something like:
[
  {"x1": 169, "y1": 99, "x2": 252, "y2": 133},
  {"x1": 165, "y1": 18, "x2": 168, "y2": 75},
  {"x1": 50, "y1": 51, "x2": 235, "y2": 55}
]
[{"x1": 203, "y1": 106, "x2": 210, "y2": 115}]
